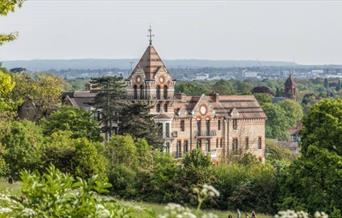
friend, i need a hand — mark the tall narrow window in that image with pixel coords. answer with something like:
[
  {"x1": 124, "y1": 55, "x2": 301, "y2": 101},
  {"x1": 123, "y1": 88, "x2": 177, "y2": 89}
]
[
  {"x1": 133, "y1": 85, "x2": 138, "y2": 99},
  {"x1": 206, "y1": 139, "x2": 211, "y2": 152},
  {"x1": 232, "y1": 138, "x2": 238, "y2": 153},
  {"x1": 156, "y1": 103, "x2": 161, "y2": 112},
  {"x1": 164, "y1": 103, "x2": 168, "y2": 112},
  {"x1": 157, "y1": 123, "x2": 163, "y2": 136},
  {"x1": 218, "y1": 120, "x2": 221, "y2": 131},
  {"x1": 163, "y1": 85, "x2": 168, "y2": 99},
  {"x1": 180, "y1": 120, "x2": 185, "y2": 132},
  {"x1": 220, "y1": 138, "x2": 223, "y2": 148},
  {"x1": 206, "y1": 120, "x2": 210, "y2": 136},
  {"x1": 197, "y1": 120, "x2": 201, "y2": 136},
  {"x1": 258, "y1": 137, "x2": 262, "y2": 149},
  {"x1": 245, "y1": 137, "x2": 249, "y2": 150},
  {"x1": 233, "y1": 119, "x2": 238, "y2": 130},
  {"x1": 140, "y1": 85, "x2": 144, "y2": 99},
  {"x1": 176, "y1": 140, "x2": 182, "y2": 158},
  {"x1": 165, "y1": 123, "x2": 170, "y2": 138},
  {"x1": 216, "y1": 138, "x2": 219, "y2": 148},
  {"x1": 184, "y1": 140, "x2": 189, "y2": 153},
  {"x1": 156, "y1": 85, "x2": 161, "y2": 99}
]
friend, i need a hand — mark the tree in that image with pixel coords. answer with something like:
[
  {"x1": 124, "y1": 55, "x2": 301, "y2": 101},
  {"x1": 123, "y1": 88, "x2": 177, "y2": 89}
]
[
  {"x1": 11, "y1": 73, "x2": 65, "y2": 119},
  {"x1": 0, "y1": 120, "x2": 43, "y2": 178},
  {"x1": 105, "y1": 134, "x2": 138, "y2": 168},
  {"x1": 254, "y1": 93, "x2": 272, "y2": 106},
  {"x1": 118, "y1": 102, "x2": 164, "y2": 148},
  {"x1": 262, "y1": 103, "x2": 290, "y2": 140},
  {"x1": 72, "y1": 138, "x2": 108, "y2": 179},
  {"x1": 301, "y1": 99, "x2": 342, "y2": 156},
  {"x1": 0, "y1": 0, "x2": 23, "y2": 45},
  {"x1": 278, "y1": 99, "x2": 303, "y2": 128},
  {"x1": 41, "y1": 106, "x2": 102, "y2": 141},
  {"x1": 0, "y1": 69, "x2": 15, "y2": 112},
  {"x1": 278, "y1": 146, "x2": 342, "y2": 214},
  {"x1": 212, "y1": 80, "x2": 234, "y2": 95},
  {"x1": 89, "y1": 76, "x2": 127, "y2": 141},
  {"x1": 278, "y1": 99, "x2": 342, "y2": 214}
]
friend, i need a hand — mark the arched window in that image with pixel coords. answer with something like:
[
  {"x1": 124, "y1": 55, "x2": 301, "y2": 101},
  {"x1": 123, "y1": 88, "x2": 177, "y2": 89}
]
[
  {"x1": 156, "y1": 103, "x2": 161, "y2": 112},
  {"x1": 133, "y1": 85, "x2": 138, "y2": 99},
  {"x1": 163, "y1": 85, "x2": 168, "y2": 99},
  {"x1": 164, "y1": 103, "x2": 168, "y2": 112},
  {"x1": 156, "y1": 85, "x2": 161, "y2": 99},
  {"x1": 140, "y1": 85, "x2": 144, "y2": 99}
]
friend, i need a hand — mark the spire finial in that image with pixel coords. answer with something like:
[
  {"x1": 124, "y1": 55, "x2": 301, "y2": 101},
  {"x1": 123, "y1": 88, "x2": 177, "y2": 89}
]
[{"x1": 147, "y1": 25, "x2": 155, "y2": 45}]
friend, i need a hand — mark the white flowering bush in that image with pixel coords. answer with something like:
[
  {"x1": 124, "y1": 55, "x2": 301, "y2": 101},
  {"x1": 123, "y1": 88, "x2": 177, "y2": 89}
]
[
  {"x1": 0, "y1": 166, "x2": 139, "y2": 218},
  {"x1": 193, "y1": 184, "x2": 220, "y2": 211},
  {"x1": 275, "y1": 210, "x2": 329, "y2": 218}
]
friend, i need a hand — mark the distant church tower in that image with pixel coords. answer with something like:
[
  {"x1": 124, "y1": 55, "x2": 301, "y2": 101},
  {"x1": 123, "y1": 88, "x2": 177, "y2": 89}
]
[{"x1": 284, "y1": 74, "x2": 296, "y2": 99}]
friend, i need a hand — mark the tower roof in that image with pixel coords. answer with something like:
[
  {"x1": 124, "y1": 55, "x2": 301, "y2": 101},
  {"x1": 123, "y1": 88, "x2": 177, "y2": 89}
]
[
  {"x1": 130, "y1": 44, "x2": 167, "y2": 80},
  {"x1": 285, "y1": 74, "x2": 296, "y2": 86}
]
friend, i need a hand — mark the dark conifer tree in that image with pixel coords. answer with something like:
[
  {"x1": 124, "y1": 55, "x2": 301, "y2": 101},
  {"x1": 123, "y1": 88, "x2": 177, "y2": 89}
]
[
  {"x1": 118, "y1": 102, "x2": 164, "y2": 148},
  {"x1": 89, "y1": 76, "x2": 127, "y2": 141}
]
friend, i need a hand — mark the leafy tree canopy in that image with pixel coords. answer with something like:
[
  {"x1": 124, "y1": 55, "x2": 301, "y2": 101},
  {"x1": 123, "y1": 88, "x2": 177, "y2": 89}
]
[
  {"x1": 300, "y1": 98, "x2": 342, "y2": 156},
  {"x1": 278, "y1": 99, "x2": 303, "y2": 128},
  {"x1": 41, "y1": 106, "x2": 102, "y2": 141},
  {"x1": 262, "y1": 103, "x2": 290, "y2": 140}
]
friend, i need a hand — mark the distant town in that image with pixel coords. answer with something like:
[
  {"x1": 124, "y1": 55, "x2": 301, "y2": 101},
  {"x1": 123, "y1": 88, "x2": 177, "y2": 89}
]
[{"x1": 2, "y1": 59, "x2": 342, "y2": 80}]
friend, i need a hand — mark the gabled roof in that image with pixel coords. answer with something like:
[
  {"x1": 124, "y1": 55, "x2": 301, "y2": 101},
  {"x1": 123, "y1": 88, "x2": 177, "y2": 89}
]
[{"x1": 130, "y1": 45, "x2": 167, "y2": 80}]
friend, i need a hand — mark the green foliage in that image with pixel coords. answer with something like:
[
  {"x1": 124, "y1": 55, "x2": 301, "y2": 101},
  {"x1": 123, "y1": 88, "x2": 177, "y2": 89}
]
[
  {"x1": 0, "y1": 70, "x2": 15, "y2": 97},
  {"x1": 262, "y1": 103, "x2": 290, "y2": 140},
  {"x1": 11, "y1": 73, "x2": 65, "y2": 119},
  {"x1": 90, "y1": 76, "x2": 127, "y2": 140},
  {"x1": 183, "y1": 149, "x2": 211, "y2": 169},
  {"x1": 300, "y1": 98, "x2": 342, "y2": 156},
  {"x1": 0, "y1": 166, "x2": 138, "y2": 218},
  {"x1": 278, "y1": 99, "x2": 303, "y2": 128},
  {"x1": 119, "y1": 102, "x2": 164, "y2": 148},
  {"x1": 211, "y1": 163, "x2": 277, "y2": 213},
  {"x1": 278, "y1": 145, "x2": 342, "y2": 214},
  {"x1": 254, "y1": 93, "x2": 272, "y2": 106},
  {"x1": 278, "y1": 99, "x2": 342, "y2": 214},
  {"x1": 105, "y1": 135, "x2": 138, "y2": 168},
  {"x1": 0, "y1": 121, "x2": 43, "y2": 178},
  {"x1": 41, "y1": 106, "x2": 102, "y2": 141},
  {"x1": 265, "y1": 139, "x2": 296, "y2": 162},
  {"x1": 0, "y1": 0, "x2": 23, "y2": 45},
  {"x1": 72, "y1": 138, "x2": 108, "y2": 179},
  {"x1": 42, "y1": 131, "x2": 107, "y2": 179}
]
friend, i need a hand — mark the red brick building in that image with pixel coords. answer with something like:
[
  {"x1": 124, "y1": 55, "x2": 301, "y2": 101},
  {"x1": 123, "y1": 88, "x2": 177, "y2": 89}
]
[{"x1": 126, "y1": 41, "x2": 266, "y2": 162}]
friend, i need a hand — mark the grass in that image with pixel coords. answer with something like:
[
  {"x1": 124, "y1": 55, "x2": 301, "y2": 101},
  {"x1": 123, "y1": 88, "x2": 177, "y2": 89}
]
[
  {"x1": 121, "y1": 201, "x2": 272, "y2": 218},
  {"x1": 0, "y1": 178, "x2": 272, "y2": 218}
]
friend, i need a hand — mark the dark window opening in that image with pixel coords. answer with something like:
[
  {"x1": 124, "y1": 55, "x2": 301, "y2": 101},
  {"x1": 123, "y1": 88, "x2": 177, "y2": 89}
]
[
  {"x1": 156, "y1": 85, "x2": 161, "y2": 99},
  {"x1": 245, "y1": 137, "x2": 249, "y2": 150},
  {"x1": 140, "y1": 85, "x2": 144, "y2": 99},
  {"x1": 133, "y1": 85, "x2": 138, "y2": 99},
  {"x1": 233, "y1": 119, "x2": 238, "y2": 130},
  {"x1": 258, "y1": 137, "x2": 262, "y2": 149},
  {"x1": 163, "y1": 85, "x2": 168, "y2": 99},
  {"x1": 180, "y1": 120, "x2": 185, "y2": 132}
]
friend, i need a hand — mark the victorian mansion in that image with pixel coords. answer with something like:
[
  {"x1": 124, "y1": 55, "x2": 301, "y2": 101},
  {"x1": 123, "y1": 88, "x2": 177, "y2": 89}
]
[{"x1": 64, "y1": 36, "x2": 266, "y2": 162}]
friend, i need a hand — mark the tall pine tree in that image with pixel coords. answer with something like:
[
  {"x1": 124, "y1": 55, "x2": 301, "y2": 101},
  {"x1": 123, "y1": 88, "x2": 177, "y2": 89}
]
[
  {"x1": 118, "y1": 102, "x2": 164, "y2": 148},
  {"x1": 89, "y1": 76, "x2": 127, "y2": 141}
]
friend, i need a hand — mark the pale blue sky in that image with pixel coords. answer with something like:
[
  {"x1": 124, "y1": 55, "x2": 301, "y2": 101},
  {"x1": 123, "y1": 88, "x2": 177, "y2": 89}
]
[{"x1": 1, "y1": 0, "x2": 342, "y2": 64}]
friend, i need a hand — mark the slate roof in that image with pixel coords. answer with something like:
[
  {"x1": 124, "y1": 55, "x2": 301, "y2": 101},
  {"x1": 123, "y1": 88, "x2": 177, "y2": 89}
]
[{"x1": 62, "y1": 91, "x2": 96, "y2": 110}]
